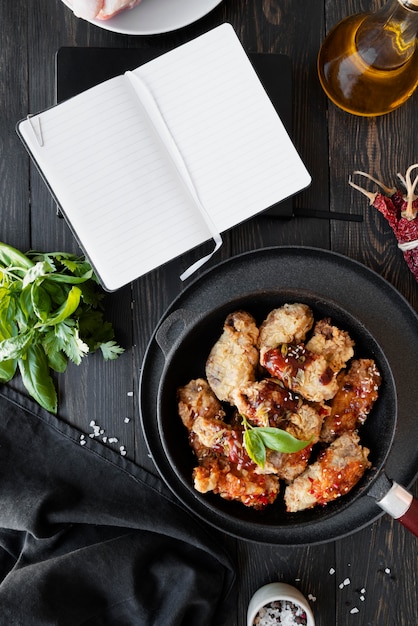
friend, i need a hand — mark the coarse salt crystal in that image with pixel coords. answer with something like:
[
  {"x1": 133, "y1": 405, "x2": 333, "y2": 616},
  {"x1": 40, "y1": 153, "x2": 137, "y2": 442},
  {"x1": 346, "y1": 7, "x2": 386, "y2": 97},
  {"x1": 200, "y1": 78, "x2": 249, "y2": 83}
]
[
  {"x1": 360, "y1": 588, "x2": 366, "y2": 594},
  {"x1": 350, "y1": 607, "x2": 359, "y2": 614},
  {"x1": 360, "y1": 596, "x2": 365, "y2": 602},
  {"x1": 329, "y1": 568, "x2": 335, "y2": 575},
  {"x1": 253, "y1": 600, "x2": 308, "y2": 626},
  {"x1": 124, "y1": 417, "x2": 130, "y2": 423},
  {"x1": 385, "y1": 568, "x2": 391, "y2": 574}
]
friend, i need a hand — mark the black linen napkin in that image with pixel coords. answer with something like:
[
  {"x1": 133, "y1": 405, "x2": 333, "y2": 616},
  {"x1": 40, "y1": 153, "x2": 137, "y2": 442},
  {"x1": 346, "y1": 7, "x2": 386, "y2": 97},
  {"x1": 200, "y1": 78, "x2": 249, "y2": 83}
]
[{"x1": 0, "y1": 386, "x2": 236, "y2": 625}]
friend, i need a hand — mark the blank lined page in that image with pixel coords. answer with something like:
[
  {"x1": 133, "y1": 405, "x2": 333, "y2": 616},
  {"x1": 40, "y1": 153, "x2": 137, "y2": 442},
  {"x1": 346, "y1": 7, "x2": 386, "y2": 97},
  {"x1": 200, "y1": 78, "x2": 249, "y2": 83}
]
[
  {"x1": 18, "y1": 77, "x2": 211, "y2": 290},
  {"x1": 134, "y1": 23, "x2": 311, "y2": 231}
]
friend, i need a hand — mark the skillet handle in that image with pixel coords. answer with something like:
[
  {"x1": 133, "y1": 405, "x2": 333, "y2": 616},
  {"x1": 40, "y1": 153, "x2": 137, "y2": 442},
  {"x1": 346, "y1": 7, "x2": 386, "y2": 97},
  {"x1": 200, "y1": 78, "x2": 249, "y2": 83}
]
[
  {"x1": 155, "y1": 309, "x2": 197, "y2": 358},
  {"x1": 377, "y1": 482, "x2": 418, "y2": 538},
  {"x1": 398, "y1": 496, "x2": 418, "y2": 538}
]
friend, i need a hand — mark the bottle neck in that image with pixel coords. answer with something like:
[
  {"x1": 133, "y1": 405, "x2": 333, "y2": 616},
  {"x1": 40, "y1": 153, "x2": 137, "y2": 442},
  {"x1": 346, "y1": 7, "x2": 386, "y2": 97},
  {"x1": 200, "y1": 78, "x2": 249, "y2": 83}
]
[{"x1": 356, "y1": 0, "x2": 418, "y2": 68}]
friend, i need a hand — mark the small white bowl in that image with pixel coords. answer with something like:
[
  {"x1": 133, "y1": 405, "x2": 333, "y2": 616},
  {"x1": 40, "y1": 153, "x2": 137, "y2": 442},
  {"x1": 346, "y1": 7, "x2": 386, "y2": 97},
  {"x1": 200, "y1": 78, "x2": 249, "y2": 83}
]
[{"x1": 247, "y1": 582, "x2": 315, "y2": 626}]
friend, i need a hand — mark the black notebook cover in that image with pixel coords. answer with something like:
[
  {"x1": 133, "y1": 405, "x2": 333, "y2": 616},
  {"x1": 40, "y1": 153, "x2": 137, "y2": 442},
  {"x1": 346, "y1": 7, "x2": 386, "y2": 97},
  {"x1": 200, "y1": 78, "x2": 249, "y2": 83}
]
[{"x1": 55, "y1": 47, "x2": 293, "y2": 218}]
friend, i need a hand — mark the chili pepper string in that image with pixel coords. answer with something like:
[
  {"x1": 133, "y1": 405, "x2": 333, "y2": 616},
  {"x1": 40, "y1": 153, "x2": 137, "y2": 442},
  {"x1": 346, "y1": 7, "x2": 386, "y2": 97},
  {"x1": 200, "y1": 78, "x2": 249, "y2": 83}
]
[{"x1": 350, "y1": 166, "x2": 418, "y2": 282}]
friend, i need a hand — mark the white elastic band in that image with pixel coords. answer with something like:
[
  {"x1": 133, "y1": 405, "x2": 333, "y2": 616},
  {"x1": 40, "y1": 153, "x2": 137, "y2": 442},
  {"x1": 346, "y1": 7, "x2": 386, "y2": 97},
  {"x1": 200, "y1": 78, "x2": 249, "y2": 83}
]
[
  {"x1": 27, "y1": 115, "x2": 44, "y2": 147},
  {"x1": 398, "y1": 239, "x2": 418, "y2": 251}
]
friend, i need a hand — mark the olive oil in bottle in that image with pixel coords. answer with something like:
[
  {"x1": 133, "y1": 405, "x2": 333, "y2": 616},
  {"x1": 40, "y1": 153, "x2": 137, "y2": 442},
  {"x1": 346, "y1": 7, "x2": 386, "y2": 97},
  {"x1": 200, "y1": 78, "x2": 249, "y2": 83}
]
[{"x1": 317, "y1": 0, "x2": 418, "y2": 116}]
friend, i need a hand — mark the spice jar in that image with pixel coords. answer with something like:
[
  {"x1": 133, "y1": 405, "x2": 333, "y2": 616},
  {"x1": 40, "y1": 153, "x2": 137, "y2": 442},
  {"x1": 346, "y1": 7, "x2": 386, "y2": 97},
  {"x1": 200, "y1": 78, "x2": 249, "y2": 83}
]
[{"x1": 317, "y1": 0, "x2": 418, "y2": 116}]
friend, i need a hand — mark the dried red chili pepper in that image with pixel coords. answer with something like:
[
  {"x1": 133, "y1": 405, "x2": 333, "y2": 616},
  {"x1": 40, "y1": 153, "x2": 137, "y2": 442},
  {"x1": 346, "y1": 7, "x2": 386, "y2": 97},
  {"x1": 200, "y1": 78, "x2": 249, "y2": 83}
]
[{"x1": 350, "y1": 164, "x2": 418, "y2": 281}]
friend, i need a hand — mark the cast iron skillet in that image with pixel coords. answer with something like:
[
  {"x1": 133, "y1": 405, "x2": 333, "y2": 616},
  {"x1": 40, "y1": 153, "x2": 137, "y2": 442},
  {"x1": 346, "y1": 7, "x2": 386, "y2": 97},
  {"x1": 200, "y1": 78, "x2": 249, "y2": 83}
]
[
  {"x1": 156, "y1": 291, "x2": 396, "y2": 531},
  {"x1": 139, "y1": 247, "x2": 418, "y2": 544}
]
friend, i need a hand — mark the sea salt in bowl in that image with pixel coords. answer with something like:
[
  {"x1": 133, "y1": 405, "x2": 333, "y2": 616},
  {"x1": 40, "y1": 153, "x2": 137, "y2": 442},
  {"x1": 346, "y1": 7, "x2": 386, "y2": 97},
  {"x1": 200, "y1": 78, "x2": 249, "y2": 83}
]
[{"x1": 247, "y1": 583, "x2": 315, "y2": 626}]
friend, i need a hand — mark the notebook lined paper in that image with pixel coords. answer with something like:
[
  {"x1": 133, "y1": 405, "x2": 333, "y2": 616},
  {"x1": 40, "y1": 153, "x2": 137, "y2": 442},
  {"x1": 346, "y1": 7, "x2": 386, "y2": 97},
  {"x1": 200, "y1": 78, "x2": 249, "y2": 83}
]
[{"x1": 17, "y1": 24, "x2": 311, "y2": 291}]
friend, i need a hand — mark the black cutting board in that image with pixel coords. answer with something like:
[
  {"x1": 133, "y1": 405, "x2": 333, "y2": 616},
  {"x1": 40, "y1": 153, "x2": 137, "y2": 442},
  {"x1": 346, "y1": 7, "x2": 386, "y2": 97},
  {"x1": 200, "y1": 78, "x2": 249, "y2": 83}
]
[{"x1": 55, "y1": 47, "x2": 294, "y2": 218}]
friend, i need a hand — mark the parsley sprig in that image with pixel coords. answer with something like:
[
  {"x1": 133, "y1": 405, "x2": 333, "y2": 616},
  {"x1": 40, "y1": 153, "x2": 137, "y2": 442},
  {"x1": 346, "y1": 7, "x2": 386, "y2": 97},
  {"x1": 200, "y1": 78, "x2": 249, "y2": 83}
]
[
  {"x1": 242, "y1": 415, "x2": 312, "y2": 467},
  {"x1": 0, "y1": 242, "x2": 124, "y2": 414}
]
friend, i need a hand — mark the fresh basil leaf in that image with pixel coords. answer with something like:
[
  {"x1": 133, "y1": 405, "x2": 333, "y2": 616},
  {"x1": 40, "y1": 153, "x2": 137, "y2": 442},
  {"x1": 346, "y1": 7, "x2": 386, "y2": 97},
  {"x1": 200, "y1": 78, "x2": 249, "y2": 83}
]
[
  {"x1": 42, "y1": 286, "x2": 82, "y2": 326},
  {"x1": 46, "y1": 349, "x2": 68, "y2": 373},
  {"x1": 257, "y1": 427, "x2": 312, "y2": 454},
  {"x1": 0, "y1": 242, "x2": 34, "y2": 272},
  {"x1": 41, "y1": 279, "x2": 70, "y2": 307},
  {"x1": 31, "y1": 282, "x2": 52, "y2": 322},
  {"x1": 22, "y1": 261, "x2": 54, "y2": 288},
  {"x1": 18, "y1": 345, "x2": 57, "y2": 414},
  {"x1": 0, "y1": 332, "x2": 33, "y2": 360},
  {"x1": 19, "y1": 284, "x2": 34, "y2": 321},
  {"x1": 0, "y1": 315, "x2": 18, "y2": 380},
  {"x1": 46, "y1": 270, "x2": 93, "y2": 284},
  {"x1": 0, "y1": 358, "x2": 17, "y2": 382},
  {"x1": 0, "y1": 288, "x2": 17, "y2": 335},
  {"x1": 244, "y1": 429, "x2": 266, "y2": 467}
]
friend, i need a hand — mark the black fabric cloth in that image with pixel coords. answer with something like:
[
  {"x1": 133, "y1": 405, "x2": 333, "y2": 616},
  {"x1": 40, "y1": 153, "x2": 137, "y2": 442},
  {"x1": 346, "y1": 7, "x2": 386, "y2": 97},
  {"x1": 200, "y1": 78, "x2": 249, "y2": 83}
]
[{"x1": 0, "y1": 386, "x2": 236, "y2": 625}]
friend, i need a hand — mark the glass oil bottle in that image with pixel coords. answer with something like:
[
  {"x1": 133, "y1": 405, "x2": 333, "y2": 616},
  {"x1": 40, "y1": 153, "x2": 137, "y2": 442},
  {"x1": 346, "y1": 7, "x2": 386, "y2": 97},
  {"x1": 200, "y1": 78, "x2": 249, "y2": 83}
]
[{"x1": 317, "y1": 0, "x2": 418, "y2": 116}]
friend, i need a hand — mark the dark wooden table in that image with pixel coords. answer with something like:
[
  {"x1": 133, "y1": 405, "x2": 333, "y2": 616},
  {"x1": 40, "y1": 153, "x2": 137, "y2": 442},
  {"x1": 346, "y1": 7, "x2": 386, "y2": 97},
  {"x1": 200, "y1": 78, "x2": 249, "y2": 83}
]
[{"x1": 1, "y1": 1, "x2": 417, "y2": 624}]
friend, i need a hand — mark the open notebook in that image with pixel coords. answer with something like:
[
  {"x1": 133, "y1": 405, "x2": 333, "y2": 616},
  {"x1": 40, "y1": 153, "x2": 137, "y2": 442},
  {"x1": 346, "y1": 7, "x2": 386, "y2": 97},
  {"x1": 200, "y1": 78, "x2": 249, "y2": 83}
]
[{"x1": 18, "y1": 24, "x2": 310, "y2": 291}]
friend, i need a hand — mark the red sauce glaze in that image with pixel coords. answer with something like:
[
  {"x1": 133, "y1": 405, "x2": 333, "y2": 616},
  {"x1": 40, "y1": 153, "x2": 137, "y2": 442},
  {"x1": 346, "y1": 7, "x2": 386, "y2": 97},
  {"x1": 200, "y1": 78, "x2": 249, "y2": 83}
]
[
  {"x1": 263, "y1": 344, "x2": 313, "y2": 381},
  {"x1": 307, "y1": 460, "x2": 367, "y2": 506},
  {"x1": 243, "y1": 379, "x2": 300, "y2": 427}
]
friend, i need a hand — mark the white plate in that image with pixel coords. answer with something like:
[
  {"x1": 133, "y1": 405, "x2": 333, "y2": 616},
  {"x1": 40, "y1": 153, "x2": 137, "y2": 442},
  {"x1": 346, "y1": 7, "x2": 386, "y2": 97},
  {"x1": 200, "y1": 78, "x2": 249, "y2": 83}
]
[{"x1": 61, "y1": 0, "x2": 223, "y2": 35}]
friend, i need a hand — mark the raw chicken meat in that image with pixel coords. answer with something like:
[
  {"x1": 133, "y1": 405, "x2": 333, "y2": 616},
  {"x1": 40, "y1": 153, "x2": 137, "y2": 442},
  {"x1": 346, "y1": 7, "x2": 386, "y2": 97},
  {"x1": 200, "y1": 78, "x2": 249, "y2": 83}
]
[{"x1": 67, "y1": 0, "x2": 141, "y2": 21}]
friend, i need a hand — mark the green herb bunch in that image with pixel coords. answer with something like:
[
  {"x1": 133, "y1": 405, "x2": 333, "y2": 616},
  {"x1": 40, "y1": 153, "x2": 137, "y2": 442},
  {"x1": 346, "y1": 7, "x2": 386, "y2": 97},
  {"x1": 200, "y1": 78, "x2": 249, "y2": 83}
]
[
  {"x1": 242, "y1": 415, "x2": 312, "y2": 467},
  {"x1": 0, "y1": 242, "x2": 124, "y2": 414}
]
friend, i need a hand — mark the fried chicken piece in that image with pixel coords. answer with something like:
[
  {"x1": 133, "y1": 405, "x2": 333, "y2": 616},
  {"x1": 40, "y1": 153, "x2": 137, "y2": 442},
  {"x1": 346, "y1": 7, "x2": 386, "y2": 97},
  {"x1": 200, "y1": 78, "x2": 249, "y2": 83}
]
[
  {"x1": 258, "y1": 303, "x2": 314, "y2": 360},
  {"x1": 177, "y1": 378, "x2": 226, "y2": 431},
  {"x1": 321, "y1": 359, "x2": 381, "y2": 443},
  {"x1": 261, "y1": 317, "x2": 355, "y2": 403},
  {"x1": 193, "y1": 456, "x2": 280, "y2": 510},
  {"x1": 284, "y1": 431, "x2": 371, "y2": 513},
  {"x1": 234, "y1": 379, "x2": 328, "y2": 436},
  {"x1": 234, "y1": 378, "x2": 328, "y2": 481},
  {"x1": 178, "y1": 378, "x2": 254, "y2": 468},
  {"x1": 261, "y1": 344, "x2": 339, "y2": 402},
  {"x1": 233, "y1": 378, "x2": 300, "y2": 428},
  {"x1": 206, "y1": 311, "x2": 259, "y2": 405},
  {"x1": 305, "y1": 318, "x2": 355, "y2": 373},
  {"x1": 262, "y1": 445, "x2": 315, "y2": 483}
]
